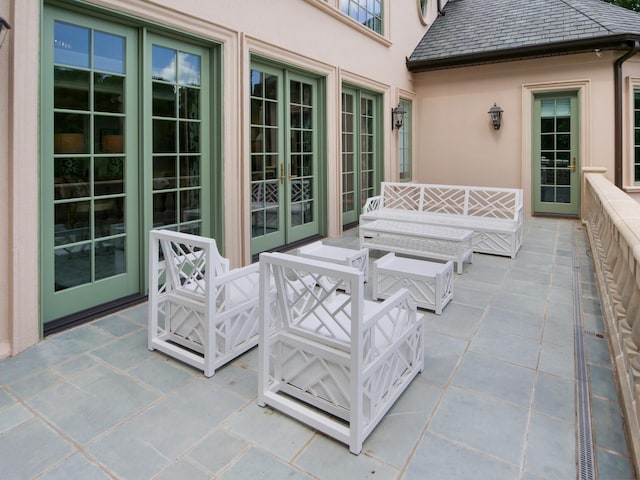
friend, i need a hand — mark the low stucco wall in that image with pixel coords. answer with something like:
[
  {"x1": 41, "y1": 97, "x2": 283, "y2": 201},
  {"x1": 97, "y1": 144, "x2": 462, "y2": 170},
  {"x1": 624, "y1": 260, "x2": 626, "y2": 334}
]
[{"x1": 583, "y1": 170, "x2": 640, "y2": 473}]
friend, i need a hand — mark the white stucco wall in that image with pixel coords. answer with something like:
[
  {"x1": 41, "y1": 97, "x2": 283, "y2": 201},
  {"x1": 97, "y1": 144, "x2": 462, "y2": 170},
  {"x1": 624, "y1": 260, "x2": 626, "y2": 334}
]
[
  {"x1": 0, "y1": 0, "x2": 11, "y2": 358},
  {"x1": 1, "y1": 0, "x2": 435, "y2": 356}
]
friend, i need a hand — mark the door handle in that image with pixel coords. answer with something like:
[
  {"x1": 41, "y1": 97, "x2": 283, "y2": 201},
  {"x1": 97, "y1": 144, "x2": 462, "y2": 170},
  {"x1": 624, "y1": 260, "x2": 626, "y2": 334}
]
[
  {"x1": 571, "y1": 157, "x2": 576, "y2": 173},
  {"x1": 279, "y1": 164, "x2": 285, "y2": 184}
]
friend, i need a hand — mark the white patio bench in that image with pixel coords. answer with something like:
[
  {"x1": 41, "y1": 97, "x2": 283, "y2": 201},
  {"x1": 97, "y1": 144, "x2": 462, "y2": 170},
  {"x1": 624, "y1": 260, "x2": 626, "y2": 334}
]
[
  {"x1": 258, "y1": 252, "x2": 424, "y2": 455},
  {"x1": 360, "y1": 182, "x2": 523, "y2": 258},
  {"x1": 148, "y1": 230, "x2": 260, "y2": 377}
]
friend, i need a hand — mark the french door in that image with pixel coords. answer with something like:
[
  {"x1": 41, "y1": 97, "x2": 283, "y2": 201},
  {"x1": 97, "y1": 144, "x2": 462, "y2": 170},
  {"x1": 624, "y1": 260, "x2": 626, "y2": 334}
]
[
  {"x1": 341, "y1": 87, "x2": 381, "y2": 225},
  {"x1": 250, "y1": 64, "x2": 321, "y2": 254},
  {"x1": 532, "y1": 92, "x2": 580, "y2": 216},
  {"x1": 42, "y1": 7, "x2": 213, "y2": 325}
]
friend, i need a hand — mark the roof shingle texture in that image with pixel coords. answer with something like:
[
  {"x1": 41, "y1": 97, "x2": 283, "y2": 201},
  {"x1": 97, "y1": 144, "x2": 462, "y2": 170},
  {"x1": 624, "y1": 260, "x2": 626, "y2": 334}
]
[{"x1": 409, "y1": 0, "x2": 640, "y2": 63}]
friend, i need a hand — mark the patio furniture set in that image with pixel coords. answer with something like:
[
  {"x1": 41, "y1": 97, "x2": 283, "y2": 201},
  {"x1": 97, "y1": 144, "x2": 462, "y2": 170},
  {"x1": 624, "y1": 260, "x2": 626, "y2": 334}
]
[{"x1": 147, "y1": 182, "x2": 523, "y2": 455}]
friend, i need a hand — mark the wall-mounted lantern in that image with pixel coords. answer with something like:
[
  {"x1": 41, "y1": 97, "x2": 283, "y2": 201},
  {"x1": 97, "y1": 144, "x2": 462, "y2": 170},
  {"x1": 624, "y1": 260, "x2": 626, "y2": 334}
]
[
  {"x1": 392, "y1": 104, "x2": 407, "y2": 130},
  {"x1": 0, "y1": 17, "x2": 11, "y2": 49},
  {"x1": 488, "y1": 103, "x2": 503, "y2": 130}
]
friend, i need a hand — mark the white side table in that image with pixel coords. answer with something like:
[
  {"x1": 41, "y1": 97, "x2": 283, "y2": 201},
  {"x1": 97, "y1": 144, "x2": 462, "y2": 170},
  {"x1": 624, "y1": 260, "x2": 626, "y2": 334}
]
[
  {"x1": 297, "y1": 240, "x2": 369, "y2": 282},
  {"x1": 372, "y1": 253, "x2": 453, "y2": 314}
]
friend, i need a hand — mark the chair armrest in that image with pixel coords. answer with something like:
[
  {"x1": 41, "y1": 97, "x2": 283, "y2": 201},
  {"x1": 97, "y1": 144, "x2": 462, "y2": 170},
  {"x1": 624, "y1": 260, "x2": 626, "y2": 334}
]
[
  {"x1": 363, "y1": 195, "x2": 381, "y2": 213},
  {"x1": 214, "y1": 263, "x2": 260, "y2": 311}
]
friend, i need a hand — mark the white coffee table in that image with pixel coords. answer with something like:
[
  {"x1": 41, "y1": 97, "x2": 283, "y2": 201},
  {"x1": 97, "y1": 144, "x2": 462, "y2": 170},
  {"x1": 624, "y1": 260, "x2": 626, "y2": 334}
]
[
  {"x1": 359, "y1": 220, "x2": 473, "y2": 274},
  {"x1": 372, "y1": 253, "x2": 454, "y2": 314}
]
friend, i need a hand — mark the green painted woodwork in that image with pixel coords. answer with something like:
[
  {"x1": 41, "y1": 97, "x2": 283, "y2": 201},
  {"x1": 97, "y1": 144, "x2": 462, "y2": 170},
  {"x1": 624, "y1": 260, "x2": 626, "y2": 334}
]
[
  {"x1": 341, "y1": 86, "x2": 382, "y2": 225},
  {"x1": 250, "y1": 61, "x2": 324, "y2": 255},
  {"x1": 532, "y1": 92, "x2": 580, "y2": 216},
  {"x1": 41, "y1": 5, "x2": 221, "y2": 324}
]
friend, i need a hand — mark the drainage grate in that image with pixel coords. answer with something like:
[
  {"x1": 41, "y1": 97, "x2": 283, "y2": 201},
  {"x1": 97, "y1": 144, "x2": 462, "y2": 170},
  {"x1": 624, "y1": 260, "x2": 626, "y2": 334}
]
[{"x1": 573, "y1": 232, "x2": 596, "y2": 480}]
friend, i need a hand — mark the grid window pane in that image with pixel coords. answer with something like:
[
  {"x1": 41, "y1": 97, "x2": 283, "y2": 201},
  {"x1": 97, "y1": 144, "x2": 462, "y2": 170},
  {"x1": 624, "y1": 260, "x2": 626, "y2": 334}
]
[{"x1": 340, "y1": 0, "x2": 383, "y2": 34}]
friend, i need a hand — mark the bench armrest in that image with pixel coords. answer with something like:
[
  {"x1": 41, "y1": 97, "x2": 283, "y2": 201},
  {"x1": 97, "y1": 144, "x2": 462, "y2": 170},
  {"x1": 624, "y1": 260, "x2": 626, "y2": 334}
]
[{"x1": 363, "y1": 195, "x2": 381, "y2": 213}]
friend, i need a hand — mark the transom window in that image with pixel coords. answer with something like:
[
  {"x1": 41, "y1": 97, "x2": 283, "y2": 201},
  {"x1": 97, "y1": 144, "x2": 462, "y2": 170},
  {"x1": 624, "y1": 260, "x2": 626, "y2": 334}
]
[{"x1": 340, "y1": 0, "x2": 383, "y2": 34}]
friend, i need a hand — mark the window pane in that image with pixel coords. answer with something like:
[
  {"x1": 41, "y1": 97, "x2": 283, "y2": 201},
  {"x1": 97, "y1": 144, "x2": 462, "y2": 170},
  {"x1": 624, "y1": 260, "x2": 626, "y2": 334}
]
[
  {"x1": 54, "y1": 113, "x2": 89, "y2": 154},
  {"x1": 153, "y1": 83, "x2": 176, "y2": 117},
  {"x1": 178, "y1": 52, "x2": 201, "y2": 86},
  {"x1": 152, "y1": 46, "x2": 176, "y2": 82},
  {"x1": 54, "y1": 22, "x2": 90, "y2": 68},
  {"x1": 94, "y1": 73, "x2": 124, "y2": 113},
  {"x1": 54, "y1": 67, "x2": 89, "y2": 110},
  {"x1": 54, "y1": 158, "x2": 90, "y2": 200},
  {"x1": 94, "y1": 31, "x2": 125, "y2": 74}
]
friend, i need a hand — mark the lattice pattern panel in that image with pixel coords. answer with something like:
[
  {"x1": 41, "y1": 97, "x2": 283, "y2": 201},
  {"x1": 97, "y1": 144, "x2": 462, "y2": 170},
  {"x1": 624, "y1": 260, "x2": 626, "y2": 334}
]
[
  {"x1": 473, "y1": 232, "x2": 514, "y2": 256},
  {"x1": 217, "y1": 305, "x2": 259, "y2": 354},
  {"x1": 157, "y1": 300, "x2": 206, "y2": 351},
  {"x1": 421, "y1": 187, "x2": 466, "y2": 215},
  {"x1": 363, "y1": 329, "x2": 422, "y2": 418},
  {"x1": 467, "y1": 190, "x2": 518, "y2": 219},
  {"x1": 377, "y1": 273, "x2": 437, "y2": 307},
  {"x1": 362, "y1": 297, "x2": 415, "y2": 366},
  {"x1": 159, "y1": 239, "x2": 209, "y2": 298},
  {"x1": 274, "y1": 266, "x2": 353, "y2": 348},
  {"x1": 277, "y1": 343, "x2": 352, "y2": 414},
  {"x1": 382, "y1": 184, "x2": 422, "y2": 211}
]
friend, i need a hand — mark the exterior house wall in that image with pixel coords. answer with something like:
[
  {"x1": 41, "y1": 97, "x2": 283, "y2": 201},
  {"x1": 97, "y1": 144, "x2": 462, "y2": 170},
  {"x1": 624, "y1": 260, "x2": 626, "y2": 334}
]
[
  {"x1": 0, "y1": 0, "x2": 11, "y2": 358},
  {"x1": 413, "y1": 51, "x2": 640, "y2": 216},
  {"x1": 0, "y1": 0, "x2": 434, "y2": 356}
]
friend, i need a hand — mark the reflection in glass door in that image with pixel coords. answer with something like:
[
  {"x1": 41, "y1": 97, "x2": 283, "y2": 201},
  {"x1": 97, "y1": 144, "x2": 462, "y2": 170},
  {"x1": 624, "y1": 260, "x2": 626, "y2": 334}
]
[
  {"x1": 150, "y1": 40, "x2": 208, "y2": 235},
  {"x1": 250, "y1": 66, "x2": 320, "y2": 254},
  {"x1": 42, "y1": 11, "x2": 139, "y2": 322},
  {"x1": 341, "y1": 87, "x2": 380, "y2": 225},
  {"x1": 533, "y1": 93, "x2": 580, "y2": 216}
]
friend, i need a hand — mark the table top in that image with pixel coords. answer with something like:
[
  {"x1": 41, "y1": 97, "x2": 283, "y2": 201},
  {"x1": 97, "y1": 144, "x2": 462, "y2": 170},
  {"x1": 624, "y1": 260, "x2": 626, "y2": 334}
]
[
  {"x1": 361, "y1": 220, "x2": 473, "y2": 241},
  {"x1": 299, "y1": 242, "x2": 363, "y2": 261},
  {"x1": 376, "y1": 253, "x2": 452, "y2": 275}
]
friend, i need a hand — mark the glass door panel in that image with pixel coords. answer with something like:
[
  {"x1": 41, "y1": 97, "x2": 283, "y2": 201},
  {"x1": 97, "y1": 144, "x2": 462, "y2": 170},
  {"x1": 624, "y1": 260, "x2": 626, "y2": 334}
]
[
  {"x1": 360, "y1": 94, "x2": 376, "y2": 208},
  {"x1": 287, "y1": 75, "x2": 318, "y2": 242},
  {"x1": 250, "y1": 68, "x2": 284, "y2": 251},
  {"x1": 533, "y1": 93, "x2": 579, "y2": 216},
  {"x1": 250, "y1": 66, "x2": 320, "y2": 254},
  {"x1": 150, "y1": 42, "x2": 206, "y2": 235},
  {"x1": 43, "y1": 9, "x2": 139, "y2": 322},
  {"x1": 340, "y1": 87, "x2": 380, "y2": 226},
  {"x1": 341, "y1": 91, "x2": 357, "y2": 224}
]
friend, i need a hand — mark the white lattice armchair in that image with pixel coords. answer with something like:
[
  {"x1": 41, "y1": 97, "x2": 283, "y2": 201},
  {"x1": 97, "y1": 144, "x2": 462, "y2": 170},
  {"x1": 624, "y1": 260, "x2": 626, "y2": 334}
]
[
  {"x1": 258, "y1": 252, "x2": 424, "y2": 455},
  {"x1": 148, "y1": 230, "x2": 260, "y2": 377}
]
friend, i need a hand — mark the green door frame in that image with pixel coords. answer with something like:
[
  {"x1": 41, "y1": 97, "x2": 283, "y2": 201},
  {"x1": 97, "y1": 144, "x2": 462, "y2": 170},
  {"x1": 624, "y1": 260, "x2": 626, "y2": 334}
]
[
  {"x1": 341, "y1": 85, "x2": 383, "y2": 225},
  {"x1": 41, "y1": 5, "x2": 223, "y2": 326},
  {"x1": 532, "y1": 91, "x2": 580, "y2": 216},
  {"x1": 250, "y1": 60, "x2": 325, "y2": 255},
  {"x1": 41, "y1": 7, "x2": 141, "y2": 323}
]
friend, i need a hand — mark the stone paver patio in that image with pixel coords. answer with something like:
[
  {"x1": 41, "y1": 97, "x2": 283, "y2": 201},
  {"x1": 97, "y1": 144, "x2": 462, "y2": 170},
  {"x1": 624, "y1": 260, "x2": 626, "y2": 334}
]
[{"x1": 0, "y1": 218, "x2": 634, "y2": 479}]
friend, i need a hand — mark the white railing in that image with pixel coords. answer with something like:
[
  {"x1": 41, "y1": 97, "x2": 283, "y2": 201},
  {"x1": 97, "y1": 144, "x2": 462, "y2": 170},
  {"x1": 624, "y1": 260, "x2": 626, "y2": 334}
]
[{"x1": 583, "y1": 170, "x2": 640, "y2": 470}]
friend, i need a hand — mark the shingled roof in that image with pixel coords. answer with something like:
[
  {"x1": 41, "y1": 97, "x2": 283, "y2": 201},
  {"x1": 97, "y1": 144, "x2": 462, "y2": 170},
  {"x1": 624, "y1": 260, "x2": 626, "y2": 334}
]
[{"x1": 407, "y1": 0, "x2": 640, "y2": 71}]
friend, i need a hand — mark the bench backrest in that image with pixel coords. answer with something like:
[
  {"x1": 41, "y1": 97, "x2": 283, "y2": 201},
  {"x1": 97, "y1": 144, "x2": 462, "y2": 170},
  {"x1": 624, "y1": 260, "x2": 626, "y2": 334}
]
[{"x1": 379, "y1": 182, "x2": 522, "y2": 221}]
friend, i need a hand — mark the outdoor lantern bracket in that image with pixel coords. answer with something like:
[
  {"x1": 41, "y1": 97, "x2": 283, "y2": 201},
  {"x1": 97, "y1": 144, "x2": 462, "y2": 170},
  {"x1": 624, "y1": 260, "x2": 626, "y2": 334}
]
[
  {"x1": 488, "y1": 103, "x2": 503, "y2": 130},
  {"x1": 0, "y1": 17, "x2": 11, "y2": 49},
  {"x1": 392, "y1": 104, "x2": 407, "y2": 130}
]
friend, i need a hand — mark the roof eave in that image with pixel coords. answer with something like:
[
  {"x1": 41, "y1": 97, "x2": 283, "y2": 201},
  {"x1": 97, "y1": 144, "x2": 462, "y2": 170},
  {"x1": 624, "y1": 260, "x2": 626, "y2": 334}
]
[{"x1": 407, "y1": 34, "x2": 640, "y2": 72}]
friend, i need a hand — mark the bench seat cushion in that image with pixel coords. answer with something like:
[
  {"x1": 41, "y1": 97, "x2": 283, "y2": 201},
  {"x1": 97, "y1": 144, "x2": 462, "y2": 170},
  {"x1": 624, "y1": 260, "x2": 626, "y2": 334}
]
[{"x1": 361, "y1": 208, "x2": 518, "y2": 233}]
